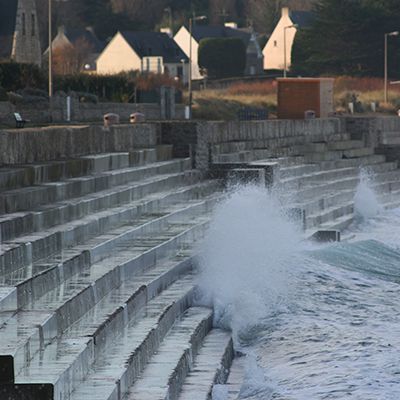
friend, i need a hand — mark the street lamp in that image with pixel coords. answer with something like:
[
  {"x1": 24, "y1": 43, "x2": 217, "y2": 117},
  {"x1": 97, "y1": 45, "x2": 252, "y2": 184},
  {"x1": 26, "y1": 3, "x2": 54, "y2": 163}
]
[
  {"x1": 384, "y1": 31, "x2": 399, "y2": 103},
  {"x1": 48, "y1": 0, "x2": 53, "y2": 120},
  {"x1": 283, "y1": 24, "x2": 298, "y2": 78},
  {"x1": 188, "y1": 15, "x2": 207, "y2": 119}
]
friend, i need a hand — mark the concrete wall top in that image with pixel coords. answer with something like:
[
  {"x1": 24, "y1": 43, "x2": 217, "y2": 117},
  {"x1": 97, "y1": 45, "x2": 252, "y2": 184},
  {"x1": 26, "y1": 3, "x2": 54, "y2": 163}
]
[
  {"x1": 0, "y1": 123, "x2": 158, "y2": 165},
  {"x1": 201, "y1": 118, "x2": 344, "y2": 144}
]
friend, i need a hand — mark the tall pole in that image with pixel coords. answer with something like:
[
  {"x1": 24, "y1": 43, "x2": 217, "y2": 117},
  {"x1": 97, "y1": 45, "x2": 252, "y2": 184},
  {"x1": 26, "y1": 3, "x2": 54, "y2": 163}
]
[
  {"x1": 48, "y1": 0, "x2": 53, "y2": 119},
  {"x1": 283, "y1": 27, "x2": 287, "y2": 78},
  {"x1": 283, "y1": 25, "x2": 298, "y2": 78},
  {"x1": 188, "y1": 17, "x2": 193, "y2": 119},
  {"x1": 384, "y1": 33, "x2": 388, "y2": 103},
  {"x1": 384, "y1": 31, "x2": 399, "y2": 103}
]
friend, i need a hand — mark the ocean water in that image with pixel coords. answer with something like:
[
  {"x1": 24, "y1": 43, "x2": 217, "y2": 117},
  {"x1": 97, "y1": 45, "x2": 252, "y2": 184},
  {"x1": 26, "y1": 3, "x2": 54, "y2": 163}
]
[{"x1": 196, "y1": 181, "x2": 400, "y2": 400}]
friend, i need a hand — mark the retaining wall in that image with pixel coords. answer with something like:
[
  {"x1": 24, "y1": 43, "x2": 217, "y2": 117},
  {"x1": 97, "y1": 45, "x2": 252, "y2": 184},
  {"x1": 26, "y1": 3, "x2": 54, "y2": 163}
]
[
  {"x1": 0, "y1": 100, "x2": 185, "y2": 126},
  {"x1": 0, "y1": 124, "x2": 158, "y2": 164}
]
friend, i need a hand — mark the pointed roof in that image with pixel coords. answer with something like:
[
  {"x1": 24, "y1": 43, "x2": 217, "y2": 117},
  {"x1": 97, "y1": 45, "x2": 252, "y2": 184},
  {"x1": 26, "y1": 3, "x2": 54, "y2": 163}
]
[
  {"x1": 64, "y1": 28, "x2": 105, "y2": 53},
  {"x1": 0, "y1": 0, "x2": 18, "y2": 59},
  {"x1": 120, "y1": 31, "x2": 188, "y2": 63}
]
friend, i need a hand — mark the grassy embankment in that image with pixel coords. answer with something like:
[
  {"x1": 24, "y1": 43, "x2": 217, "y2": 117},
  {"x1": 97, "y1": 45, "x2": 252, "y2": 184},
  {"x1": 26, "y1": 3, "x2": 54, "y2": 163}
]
[{"x1": 192, "y1": 77, "x2": 400, "y2": 120}]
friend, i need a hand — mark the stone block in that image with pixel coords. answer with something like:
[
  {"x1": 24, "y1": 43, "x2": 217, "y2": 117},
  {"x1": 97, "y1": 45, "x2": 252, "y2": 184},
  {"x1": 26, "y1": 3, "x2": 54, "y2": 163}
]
[
  {"x1": 227, "y1": 168, "x2": 265, "y2": 186},
  {"x1": 311, "y1": 230, "x2": 341, "y2": 242}
]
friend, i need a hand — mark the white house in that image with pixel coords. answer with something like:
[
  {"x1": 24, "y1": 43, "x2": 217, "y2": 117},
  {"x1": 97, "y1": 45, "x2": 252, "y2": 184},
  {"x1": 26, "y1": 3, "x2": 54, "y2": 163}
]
[
  {"x1": 174, "y1": 23, "x2": 264, "y2": 80},
  {"x1": 263, "y1": 7, "x2": 313, "y2": 71},
  {"x1": 96, "y1": 31, "x2": 189, "y2": 83}
]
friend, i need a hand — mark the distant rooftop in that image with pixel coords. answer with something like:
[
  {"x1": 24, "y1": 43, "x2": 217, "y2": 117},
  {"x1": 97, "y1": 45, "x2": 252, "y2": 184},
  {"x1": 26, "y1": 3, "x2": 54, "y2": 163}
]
[
  {"x1": 120, "y1": 31, "x2": 188, "y2": 63},
  {"x1": 189, "y1": 25, "x2": 251, "y2": 45}
]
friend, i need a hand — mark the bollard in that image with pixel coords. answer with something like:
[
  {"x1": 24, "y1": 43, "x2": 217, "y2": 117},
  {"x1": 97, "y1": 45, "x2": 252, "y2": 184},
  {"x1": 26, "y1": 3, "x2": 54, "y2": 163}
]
[
  {"x1": 130, "y1": 112, "x2": 145, "y2": 123},
  {"x1": 103, "y1": 113, "x2": 120, "y2": 128}
]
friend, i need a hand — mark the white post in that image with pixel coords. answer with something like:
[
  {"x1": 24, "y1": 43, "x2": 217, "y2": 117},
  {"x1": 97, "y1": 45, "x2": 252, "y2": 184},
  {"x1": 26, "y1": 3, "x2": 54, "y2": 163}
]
[{"x1": 66, "y1": 96, "x2": 71, "y2": 122}]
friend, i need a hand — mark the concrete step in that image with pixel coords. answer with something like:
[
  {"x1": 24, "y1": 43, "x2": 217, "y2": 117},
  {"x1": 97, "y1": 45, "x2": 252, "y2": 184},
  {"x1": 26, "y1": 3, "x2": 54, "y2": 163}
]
[
  {"x1": 0, "y1": 175, "x2": 207, "y2": 277},
  {"x1": 320, "y1": 154, "x2": 387, "y2": 169},
  {"x1": 304, "y1": 202, "x2": 354, "y2": 231},
  {"x1": 125, "y1": 307, "x2": 213, "y2": 400},
  {"x1": 0, "y1": 150, "x2": 159, "y2": 194},
  {"x1": 15, "y1": 277, "x2": 196, "y2": 400},
  {"x1": 212, "y1": 152, "x2": 254, "y2": 164},
  {"x1": 327, "y1": 140, "x2": 365, "y2": 151},
  {"x1": 308, "y1": 213, "x2": 355, "y2": 235},
  {"x1": 224, "y1": 356, "x2": 246, "y2": 400},
  {"x1": 12, "y1": 256, "x2": 194, "y2": 388},
  {"x1": 213, "y1": 141, "x2": 254, "y2": 154},
  {"x1": 68, "y1": 283, "x2": 199, "y2": 400},
  {"x1": 279, "y1": 164, "x2": 319, "y2": 179},
  {"x1": 0, "y1": 211, "x2": 209, "y2": 382},
  {"x1": 280, "y1": 167, "x2": 358, "y2": 191},
  {"x1": 0, "y1": 158, "x2": 192, "y2": 214},
  {"x1": 0, "y1": 178, "x2": 216, "y2": 273},
  {"x1": 0, "y1": 197, "x2": 215, "y2": 308},
  {"x1": 177, "y1": 330, "x2": 234, "y2": 400}
]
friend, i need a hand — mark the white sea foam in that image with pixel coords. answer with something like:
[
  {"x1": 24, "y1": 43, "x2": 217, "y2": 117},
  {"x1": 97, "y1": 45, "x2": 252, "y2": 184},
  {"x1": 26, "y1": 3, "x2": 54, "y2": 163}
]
[
  {"x1": 196, "y1": 184, "x2": 303, "y2": 339},
  {"x1": 354, "y1": 170, "x2": 382, "y2": 220}
]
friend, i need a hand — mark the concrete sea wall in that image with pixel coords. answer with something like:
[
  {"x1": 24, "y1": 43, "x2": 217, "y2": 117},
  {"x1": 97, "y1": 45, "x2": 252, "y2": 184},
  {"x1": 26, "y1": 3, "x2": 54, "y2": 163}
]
[{"x1": 0, "y1": 124, "x2": 158, "y2": 164}]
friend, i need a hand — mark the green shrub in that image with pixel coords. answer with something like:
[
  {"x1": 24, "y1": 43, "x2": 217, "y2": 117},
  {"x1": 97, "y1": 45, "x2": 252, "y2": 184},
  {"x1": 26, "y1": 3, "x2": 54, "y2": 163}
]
[
  {"x1": 0, "y1": 62, "x2": 46, "y2": 91},
  {"x1": 198, "y1": 38, "x2": 246, "y2": 79}
]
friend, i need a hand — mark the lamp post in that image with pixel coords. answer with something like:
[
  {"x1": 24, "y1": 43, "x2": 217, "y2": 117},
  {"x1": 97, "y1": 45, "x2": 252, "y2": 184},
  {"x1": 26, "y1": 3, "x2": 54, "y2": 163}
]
[
  {"x1": 283, "y1": 24, "x2": 298, "y2": 78},
  {"x1": 384, "y1": 31, "x2": 399, "y2": 103},
  {"x1": 188, "y1": 15, "x2": 206, "y2": 119},
  {"x1": 48, "y1": 0, "x2": 53, "y2": 120}
]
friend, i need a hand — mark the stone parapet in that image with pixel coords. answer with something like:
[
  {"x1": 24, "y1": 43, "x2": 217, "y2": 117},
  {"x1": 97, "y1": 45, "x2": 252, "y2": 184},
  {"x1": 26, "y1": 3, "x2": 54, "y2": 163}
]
[{"x1": 0, "y1": 124, "x2": 158, "y2": 165}]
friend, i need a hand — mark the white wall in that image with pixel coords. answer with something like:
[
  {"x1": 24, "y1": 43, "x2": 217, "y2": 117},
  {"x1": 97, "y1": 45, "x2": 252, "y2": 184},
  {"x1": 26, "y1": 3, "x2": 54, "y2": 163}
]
[
  {"x1": 96, "y1": 32, "x2": 141, "y2": 74},
  {"x1": 263, "y1": 7, "x2": 297, "y2": 71},
  {"x1": 174, "y1": 26, "x2": 202, "y2": 80}
]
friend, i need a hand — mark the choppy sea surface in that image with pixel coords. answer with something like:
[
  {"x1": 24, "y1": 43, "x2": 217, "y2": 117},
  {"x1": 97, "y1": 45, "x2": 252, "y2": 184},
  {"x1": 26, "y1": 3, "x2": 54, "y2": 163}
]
[{"x1": 196, "y1": 180, "x2": 400, "y2": 400}]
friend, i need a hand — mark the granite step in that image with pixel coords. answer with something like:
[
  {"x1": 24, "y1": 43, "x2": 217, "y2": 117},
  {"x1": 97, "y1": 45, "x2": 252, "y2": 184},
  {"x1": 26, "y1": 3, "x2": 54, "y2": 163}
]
[
  {"x1": 67, "y1": 281, "x2": 199, "y2": 400},
  {"x1": 0, "y1": 197, "x2": 215, "y2": 308},
  {"x1": 15, "y1": 278, "x2": 197, "y2": 400},
  {"x1": 12, "y1": 256, "x2": 194, "y2": 391},
  {"x1": 0, "y1": 169, "x2": 207, "y2": 243},
  {"x1": 0, "y1": 178, "x2": 216, "y2": 277},
  {"x1": 225, "y1": 356, "x2": 246, "y2": 400},
  {"x1": 125, "y1": 307, "x2": 214, "y2": 400},
  {"x1": 177, "y1": 330, "x2": 234, "y2": 400},
  {"x1": 0, "y1": 158, "x2": 192, "y2": 214},
  {"x1": 0, "y1": 150, "x2": 160, "y2": 194},
  {"x1": 0, "y1": 214, "x2": 210, "y2": 387}
]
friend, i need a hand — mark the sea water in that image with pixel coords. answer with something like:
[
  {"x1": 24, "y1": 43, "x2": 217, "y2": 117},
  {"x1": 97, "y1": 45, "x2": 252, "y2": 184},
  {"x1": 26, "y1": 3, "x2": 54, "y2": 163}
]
[{"x1": 197, "y1": 180, "x2": 400, "y2": 399}]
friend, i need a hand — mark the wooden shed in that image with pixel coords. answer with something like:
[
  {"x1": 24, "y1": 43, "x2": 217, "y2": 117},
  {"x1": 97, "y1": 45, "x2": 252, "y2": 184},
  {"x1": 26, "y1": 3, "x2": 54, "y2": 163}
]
[{"x1": 277, "y1": 78, "x2": 334, "y2": 119}]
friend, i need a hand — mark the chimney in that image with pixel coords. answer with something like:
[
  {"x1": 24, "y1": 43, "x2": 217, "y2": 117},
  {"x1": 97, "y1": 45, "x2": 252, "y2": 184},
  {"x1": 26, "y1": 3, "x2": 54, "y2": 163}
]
[
  {"x1": 281, "y1": 7, "x2": 289, "y2": 17},
  {"x1": 225, "y1": 22, "x2": 238, "y2": 29},
  {"x1": 160, "y1": 27, "x2": 173, "y2": 38},
  {"x1": 57, "y1": 25, "x2": 65, "y2": 35}
]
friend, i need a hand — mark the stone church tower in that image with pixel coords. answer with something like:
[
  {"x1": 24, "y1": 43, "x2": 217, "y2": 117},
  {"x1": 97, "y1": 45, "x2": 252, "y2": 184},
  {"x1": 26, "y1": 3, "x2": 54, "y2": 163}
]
[{"x1": 0, "y1": 0, "x2": 42, "y2": 66}]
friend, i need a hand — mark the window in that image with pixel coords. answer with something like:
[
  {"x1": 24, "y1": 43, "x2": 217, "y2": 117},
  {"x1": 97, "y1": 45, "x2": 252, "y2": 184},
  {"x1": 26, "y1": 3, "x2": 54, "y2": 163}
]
[
  {"x1": 22, "y1": 13, "x2": 26, "y2": 35},
  {"x1": 157, "y1": 58, "x2": 161, "y2": 73},
  {"x1": 146, "y1": 58, "x2": 150, "y2": 71},
  {"x1": 274, "y1": 40, "x2": 277, "y2": 47},
  {"x1": 31, "y1": 14, "x2": 35, "y2": 36}
]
